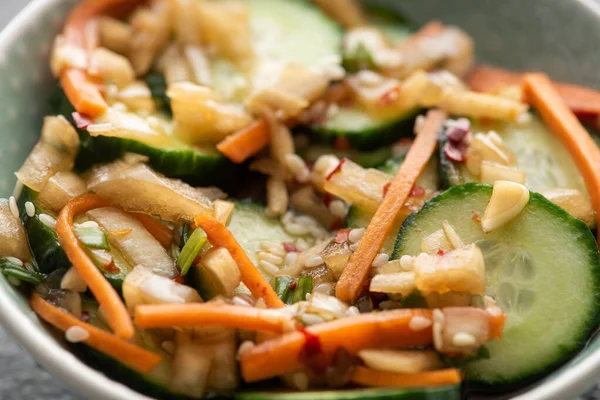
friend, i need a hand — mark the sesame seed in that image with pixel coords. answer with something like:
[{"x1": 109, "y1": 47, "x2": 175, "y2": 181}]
[
  {"x1": 7, "y1": 277, "x2": 20, "y2": 286},
  {"x1": 65, "y1": 326, "x2": 90, "y2": 343},
  {"x1": 3, "y1": 257, "x2": 23, "y2": 267},
  {"x1": 452, "y1": 332, "x2": 477, "y2": 347},
  {"x1": 305, "y1": 255, "x2": 324, "y2": 268},
  {"x1": 284, "y1": 154, "x2": 310, "y2": 183},
  {"x1": 409, "y1": 315, "x2": 433, "y2": 331},
  {"x1": 432, "y1": 309, "x2": 445, "y2": 351},
  {"x1": 314, "y1": 282, "x2": 334, "y2": 295},
  {"x1": 348, "y1": 228, "x2": 365, "y2": 243},
  {"x1": 284, "y1": 223, "x2": 309, "y2": 236},
  {"x1": 77, "y1": 221, "x2": 99, "y2": 228},
  {"x1": 357, "y1": 70, "x2": 384, "y2": 86},
  {"x1": 348, "y1": 306, "x2": 360, "y2": 316},
  {"x1": 258, "y1": 251, "x2": 284, "y2": 266},
  {"x1": 328, "y1": 200, "x2": 348, "y2": 219},
  {"x1": 295, "y1": 238, "x2": 309, "y2": 251},
  {"x1": 161, "y1": 340, "x2": 175, "y2": 354},
  {"x1": 8, "y1": 196, "x2": 18, "y2": 219},
  {"x1": 39, "y1": 213, "x2": 57, "y2": 230},
  {"x1": 309, "y1": 225, "x2": 328, "y2": 239},
  {"x1": 259, "y1": 260, "x2": 279, "y2": 276},
  {"x1": 300, "y1": 313, "x2": 324, "y2": 326},
  {"x1": 24, "y1": 201, "x2": 35, "y2": 217},
  {"x1": 372, "y1": 253, "x2": 390, "y2": 267},
  {"x1": 284, "y1": 252, "x2": 298, "y2": 266},
  {"x1": 87, "y1": 123, "x2": 113, "y2": 133},
  {"x1": 282, "y1": 212, "x2": 294, "y2": 225},
  {"x1": 399, "y1": 255, "x2": 415, "y2": 271}
]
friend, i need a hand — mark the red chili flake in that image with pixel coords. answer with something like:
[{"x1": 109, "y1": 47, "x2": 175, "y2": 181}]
[
  {"x1": 322, "y1": 193, "x2": 333, "y2": 207},
  {"x1": 334, "y1": 136, "x2": 351, "y2": 151},
  {"x1": 282, "y1": 242, "x2": 298, "y2": 253},
  {"x1": 72, "y1": 112, "x2": 93, "y2": 130},
  {"x1": 326, "y1": 158, "x2": 346, "y2": 181},
  {"x1": 103, "y1": 261, "x2": 119, "y2": 273},
  {"x1": 289, "y1": 280, "x2": 297, "y2": 290},
  {"x1": 330, "y1": 218, "x2": 344, "y2": 231},
  {"x1": 471, "y1": 211, "x2": 481, "y2": 222},
  {"x1": 298, "y1": 327, "x2": 328, "y2": 374},
  {"x1": 437, "y1": 249, "x2": 446, "y2": 256},
  {"x1": 300, "y1": 328, "x2": 322, "y2": 356},
  {"x1": 369, "y1": 291, "x2": 388, "y2": 309},
  {"x1": 192, "y1": 254, "x2": 203, "y2": 265},
  {"x1": 480, "y1": 117, "x2": 491, "y2": 127},
  {"x1": 443, "y1": 141, "x2": 468, "y2": 163},
  {"x1": 80, "y1": 311, "x2": 90, "y2": 322},
  {"x1": 335, "y1": 228, "x2": 351, "y2": 244},
  {"x1": 398, "y1": 138, "x2": 413, "y2": 146},
  {"x1": 378, "y1": 86, "x2": 401, "y2": 107},
  {"x1": 382, "y1": 182, "x2": 392, "y2": 197},
  {"x1": 410, "y1": 185, "x2": 426, "y2": 197},
  {"x1": 173, "y1": 275, "x2": 185, "y2": 284}
]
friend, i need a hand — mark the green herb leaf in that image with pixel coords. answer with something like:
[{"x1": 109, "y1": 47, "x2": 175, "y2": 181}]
[
  {"x1": 74, "y1": 225, "x2": 109, "y2": 250},
  {"x1": 274, "y1": 276, "x2": 294, "y2": 303},
  {"x1": 177, "y1": 228, "x2": 208, "y2": 276},
  {"x1": 288, "y1": 276, "x2": 313, "y2": 305},
  {"x1": 1, "y1": 265, "x2": 43, "y2": 285}
]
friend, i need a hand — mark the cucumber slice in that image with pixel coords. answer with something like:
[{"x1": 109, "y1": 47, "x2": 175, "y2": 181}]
[
  {"x1": 311, "y1": 107, "x2": 419, "y2": 151},
  {"x1": 392, "y1": 183, "x2": 600, "y2": 387},
  {"x1": 51, "y1": 86, "x2": 235, "y2": 186},
  {"x1": 248, "y1": 0, "x2": 342, "y2": 69},
  {"x1": 439, "y1": 114, "x2": 587, "y2": 194},
  {"x1": 236, "y1": 386, "x2": 460, "y2": 400},
  {"x1": 18, "y1": 188, "x2": 69, "y2": 274},
  {"x1": 227, "y1": 202, "x2": 298, "y2": 266}
]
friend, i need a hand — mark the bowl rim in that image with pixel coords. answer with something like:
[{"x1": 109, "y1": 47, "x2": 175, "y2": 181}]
[{"x1": 1, "y1": 0, "x2": 600, "y2": 399}]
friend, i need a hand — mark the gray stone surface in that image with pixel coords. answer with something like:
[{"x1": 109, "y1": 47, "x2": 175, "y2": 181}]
[{"x1": 0, "y1": 0, "x2": 599, "y2": 399}]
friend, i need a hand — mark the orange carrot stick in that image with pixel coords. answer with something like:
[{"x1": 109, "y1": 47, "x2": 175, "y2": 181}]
[
  {"x1": 135, "y1": 303, "x2": 295, "y2": 332},
  {"x1": 239, "y1": 309, "x2": 434, "y2": 382},
  {"x1": 351, "y1": 367, "x2": 462, "y2": 388},
  {"x1": 130, "y1": 212, "x2": 173, "y2": 248},
  {"x1": 57, "y1": 194, "x2": 134, "y2": 339},
  {"x1": 335, "y1": 109, "x2": 447, "y2": 304},
  {"x1": 522, "y1": 74, "x2": 600, "y2": 240},
  {"x1": 60, "y1": 0, "x2": 144, "y2": 116},
  {"x1": 216, "y1": 120, "x2": 270, "y2": 164},
  {"x1": 469, "y1": 65, "x2": 600, "y2": 116},
  {"x1": 194, "y1": 214, "x2": 285, "y2": 308},
  {"x1": 31, "y1": 293, "x2": 160, "y2": 374}
]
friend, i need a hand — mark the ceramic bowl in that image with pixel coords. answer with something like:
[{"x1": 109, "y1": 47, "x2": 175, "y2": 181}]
[{"x1": 2, "y1": 0, "x2": 600, "y2": 399}]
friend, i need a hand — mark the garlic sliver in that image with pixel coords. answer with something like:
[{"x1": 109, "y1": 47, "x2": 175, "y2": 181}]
[
  {"x1": 481, "y1": 181, "x2": 529, "y2": 232},
  {"x1": 442, "y1": 220, "x2": 464, "y2": 249}
]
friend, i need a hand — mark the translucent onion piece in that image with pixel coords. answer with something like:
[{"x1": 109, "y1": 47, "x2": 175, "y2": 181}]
[
  {"x1": 86, "y1": 158, "x2": 214, "y2": 222},
  {"x1": 0, "y1": 199, "x2": 32, "y2": 262},
  {"x1": 37, "y1": 171, "x2": 87, "y2": 213},
  {"x1": 16, "y1": 116, "x2": 79, "y2": 191},
  {"x1": 87, "y1": 208, "x2": 178, "y2": 278}
]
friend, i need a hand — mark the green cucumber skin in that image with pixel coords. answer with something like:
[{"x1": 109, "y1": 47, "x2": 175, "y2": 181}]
[
  {"x1": 310, "y1": 111, "x2": 419, "y2": 152},
  {"x1": 437, "y1": 132, "x2": 466, "y2": 190},
  {"x1": 236, "y1": 386, "x2": 460, "y2": 400},
  {"x1": 392, "y1": 183, "x2": 600, "y2": 389},
  {"x1": 19, "y1": 188, "x2": 70, "y2": 274}
]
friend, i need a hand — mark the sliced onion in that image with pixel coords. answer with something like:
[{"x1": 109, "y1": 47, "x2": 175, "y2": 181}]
[
  {"x1": 87, "y1": 208, "x2": 178, "y2": 278},
  {"x1": 86, "y1": 157, "x2": 214, "y2": 222},
  {"x1": 0, "y1": 199, "x2": 32, "y2": 262},
  {"x1": 122, "y1": 265, "x2": 201, "y2": 313},
  {"x1": 37, "y1": 171, "x2": 87, "y2": 213},
  {"x1": 16, "y1": 116, "x2": 79, "y2": 191}
]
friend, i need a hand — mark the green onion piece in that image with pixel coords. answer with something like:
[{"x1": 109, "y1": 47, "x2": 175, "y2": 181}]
[
  {"x1": 2, "y1": 266, "x2": 43, "y2": 285},
  {"x1": 288, "y1": 276, "x2": 313, "y2": 305},
  {"x1": 74, "y1": 226, "x2": 109, "y2": 250},
  {"x1": 274, "y1": 276, "x2": 294, "y2": 303},
  {"x1": 343, "y1": 42, "x2": 376, "y2": 73},
  {"x1": 177, "y1": 228, "x2": 207, "y2": 276}
]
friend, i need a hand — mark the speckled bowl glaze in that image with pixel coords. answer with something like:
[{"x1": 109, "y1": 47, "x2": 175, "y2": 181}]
[{"x1": 1, "y1": 0, "x2": 600, "y2": 399}]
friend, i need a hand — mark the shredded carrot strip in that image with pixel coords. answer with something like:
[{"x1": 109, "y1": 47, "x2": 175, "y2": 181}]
[
  {"x1": 239, "y1": 309, "x2": 434, "y2": 382},
  {"x1": 469, "y1": 65, "x2": 600, "y2": 116},
  {"x1": 130, "y1": 212, "x2": 173, "y2": 248},
  {"x1": 31, "y1": 293, "x2": 160, "y2": 374},
  {"x1": 60, "y1": 0, "x2": 143, "y2": 116},
  {"x1": 193, "y1": 214, "x2": 285, "y2": 308},
  {"x1": 351, "y1": 367, "x2": 462, "y2": 388},
  {"x1": 135, "y1": 303, "x2": 294, "y2": 332},
  {"x1": 216, "y1": 120, "x2": 270, "y2": 164},
  {"x1": 487, "y1": 306, "x2": 506, "y2": 340},
  {"x1": 56, "y1": 194, "x2": 134, "y2": 339},
  {"x1": 522, "y1": 74, "x2": 600, "y2": 241},
  {"x1": 335, "y1": 109, "x2": 447, "y2": 304}
]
